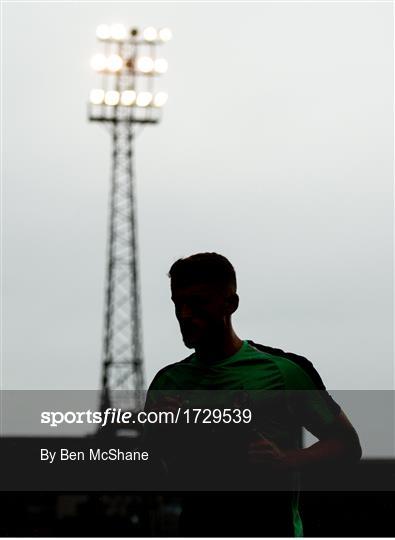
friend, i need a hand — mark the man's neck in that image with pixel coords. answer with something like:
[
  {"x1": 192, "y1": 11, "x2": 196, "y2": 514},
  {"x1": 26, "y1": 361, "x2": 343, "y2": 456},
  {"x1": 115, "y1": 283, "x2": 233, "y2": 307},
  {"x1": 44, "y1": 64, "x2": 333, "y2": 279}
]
[{"x1": 194, "y1": 330, "x2": 244, "y2": 364}]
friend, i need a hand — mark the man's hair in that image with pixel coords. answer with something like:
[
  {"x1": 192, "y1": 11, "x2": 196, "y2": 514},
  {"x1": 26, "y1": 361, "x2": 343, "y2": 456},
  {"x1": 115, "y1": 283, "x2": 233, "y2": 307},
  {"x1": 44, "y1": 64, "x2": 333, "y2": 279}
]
[{"x1": 168, "y1": 252, "x2": 237, "y2": 291}]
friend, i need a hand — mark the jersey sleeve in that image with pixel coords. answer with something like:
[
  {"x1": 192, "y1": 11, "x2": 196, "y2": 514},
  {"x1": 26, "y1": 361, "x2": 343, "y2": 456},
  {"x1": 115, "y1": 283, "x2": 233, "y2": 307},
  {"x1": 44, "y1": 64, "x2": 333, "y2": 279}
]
[{"x1": 279, "y1": 357, "x2": 341, "y2": 430}]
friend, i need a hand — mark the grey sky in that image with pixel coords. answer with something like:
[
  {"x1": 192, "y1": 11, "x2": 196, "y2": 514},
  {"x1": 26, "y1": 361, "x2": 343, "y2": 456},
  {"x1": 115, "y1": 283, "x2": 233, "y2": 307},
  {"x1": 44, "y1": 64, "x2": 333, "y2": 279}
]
[{"x1": 3, "y1": 1, "x2": 393, "y2": 403}]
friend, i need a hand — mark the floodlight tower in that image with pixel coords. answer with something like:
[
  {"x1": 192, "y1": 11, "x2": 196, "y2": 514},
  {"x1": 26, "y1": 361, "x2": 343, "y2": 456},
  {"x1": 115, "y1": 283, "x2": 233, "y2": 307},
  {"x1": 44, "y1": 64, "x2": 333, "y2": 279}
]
[{"x1": 88, "y1": 23, "x2": 171, "y2": 413}]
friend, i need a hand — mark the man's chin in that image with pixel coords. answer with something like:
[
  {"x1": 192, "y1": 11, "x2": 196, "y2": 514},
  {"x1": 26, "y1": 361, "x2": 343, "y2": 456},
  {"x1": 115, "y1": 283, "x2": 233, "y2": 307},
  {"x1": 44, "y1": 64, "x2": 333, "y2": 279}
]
[
  {"x1": 182, "y1": 337, "x2": 196, "y2": 349},
  {"x1": 181, "y1": 333, "x2": 200, "y2": 349}
]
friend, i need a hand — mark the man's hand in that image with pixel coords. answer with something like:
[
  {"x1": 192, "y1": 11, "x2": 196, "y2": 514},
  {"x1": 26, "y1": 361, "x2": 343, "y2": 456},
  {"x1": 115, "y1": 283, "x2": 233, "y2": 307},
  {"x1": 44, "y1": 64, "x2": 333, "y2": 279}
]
[{"x1": 248, "y1": 433, "x2": 289, "y2": 471}]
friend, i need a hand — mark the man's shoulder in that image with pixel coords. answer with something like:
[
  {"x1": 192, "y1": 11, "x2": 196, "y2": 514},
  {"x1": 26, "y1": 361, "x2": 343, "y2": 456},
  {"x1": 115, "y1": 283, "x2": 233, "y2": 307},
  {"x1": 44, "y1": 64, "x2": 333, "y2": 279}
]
[
  {"x1": 247, "y1": 340, "x2": 327, "y2": 390},
  {"x1": 248, "y1": 340, "x2": 341, "y2": 416},
  {"x1": 148, "y1": 353, "x2": 196, "y2": 390}
]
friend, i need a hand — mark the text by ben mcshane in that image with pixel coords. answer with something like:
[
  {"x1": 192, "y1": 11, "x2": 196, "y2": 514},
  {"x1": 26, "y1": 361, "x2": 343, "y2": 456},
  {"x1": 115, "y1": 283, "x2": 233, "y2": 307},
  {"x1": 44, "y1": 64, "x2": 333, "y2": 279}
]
[{"x1": 41, "y1": 448, "x2": 149, "y2": 463}]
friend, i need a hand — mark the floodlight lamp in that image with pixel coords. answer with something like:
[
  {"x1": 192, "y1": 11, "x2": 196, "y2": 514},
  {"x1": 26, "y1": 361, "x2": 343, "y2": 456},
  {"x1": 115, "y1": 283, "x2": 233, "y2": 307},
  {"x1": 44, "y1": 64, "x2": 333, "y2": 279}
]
[
  {"x1": 96, "y1": 24, "x2": 111, "y2": 40},
  {"x1": 90, "y1": 88, "x2": 105, "y2": 105},
  {"x1": 91, "y1": 53, "x2": 107, "y2": 71},
  {"x1": 105, "y1": 90, "x2": 120, "y2": 106},
  {"x1": 121, "y1": 90, "x2": 137, "y2": 106},
  {"x1": 111, "y1": 23, "x2": 127, "y2": 41},
  {"x1": 143, "y1": 26, "x2": 157, "y2": 42},
  {"x1": 136, "y1": 91, "x2": 152, "y2": 107},
  {"x1": 159, "y1": 27, "x2": 172, "y2": 42},
  {"x1": 137, "y1": 56, "x2": 154, "y2": 73},
  {"x1": 107, "y1": 54, "x2": 123, "y2": 72},
  {"x1": 153, "y1": 91, "x2": 168, "y2": 107},
  {"x1": 154, "y1": 58, "x2": 168, "y2": 74}
]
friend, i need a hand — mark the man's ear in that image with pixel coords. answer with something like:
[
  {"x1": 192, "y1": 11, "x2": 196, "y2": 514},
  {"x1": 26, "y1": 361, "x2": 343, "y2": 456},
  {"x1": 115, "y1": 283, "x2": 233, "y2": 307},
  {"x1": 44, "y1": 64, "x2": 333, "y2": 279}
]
[{"x1": 226, "y1": 293, "x2": 239, "y2": 314}]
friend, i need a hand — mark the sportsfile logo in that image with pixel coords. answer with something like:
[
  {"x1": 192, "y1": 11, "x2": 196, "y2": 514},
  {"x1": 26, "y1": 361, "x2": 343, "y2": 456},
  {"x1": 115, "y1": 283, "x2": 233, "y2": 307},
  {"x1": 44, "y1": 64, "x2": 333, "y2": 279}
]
[{"x1": 40, "y1": 408, "x2": 180, "y2": 428}]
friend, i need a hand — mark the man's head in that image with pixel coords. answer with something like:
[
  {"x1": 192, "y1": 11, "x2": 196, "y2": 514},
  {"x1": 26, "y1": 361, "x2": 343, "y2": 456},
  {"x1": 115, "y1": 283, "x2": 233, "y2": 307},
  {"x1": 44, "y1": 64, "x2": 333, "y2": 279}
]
[{"x1": 168, "y1": 253, "x2": 239, "y2": 349}]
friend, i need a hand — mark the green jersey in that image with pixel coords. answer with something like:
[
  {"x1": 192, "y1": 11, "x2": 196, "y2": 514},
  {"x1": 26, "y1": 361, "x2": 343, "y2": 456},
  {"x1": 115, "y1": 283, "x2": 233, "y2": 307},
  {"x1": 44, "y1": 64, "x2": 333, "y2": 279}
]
[{"x1": 147, "y1": 339, "x2": 341, "y2": 537}]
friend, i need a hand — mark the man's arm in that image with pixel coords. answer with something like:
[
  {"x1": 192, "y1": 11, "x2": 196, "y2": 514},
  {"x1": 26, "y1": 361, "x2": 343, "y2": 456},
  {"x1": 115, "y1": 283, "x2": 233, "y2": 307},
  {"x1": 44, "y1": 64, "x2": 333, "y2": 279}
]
[
  {"x1": 284, "y1": 409, "x2": 362, "y2": 471},
  {"x1": 249, "y1": 410, "x2": 362, "y2": 472},
  {"x1": 249, "y1": 354, "x2": 362, "y2": 471}
]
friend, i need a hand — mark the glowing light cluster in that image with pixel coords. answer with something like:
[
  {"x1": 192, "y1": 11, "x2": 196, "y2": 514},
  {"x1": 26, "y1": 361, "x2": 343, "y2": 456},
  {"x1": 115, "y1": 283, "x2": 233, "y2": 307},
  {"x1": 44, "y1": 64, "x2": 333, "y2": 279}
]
[
  {"x1": 90, "y1": 23, "x2": 170, "y2": 116},
  {"x1": 136, "y1": 57, "x2": 168, "y2": 74},
  {"x1": 143, "y1": 26, "x2": 172, "y2": 42},
  {"x1": 91, "y1": 53, "x2": 123, "y2": 72},
  {"x1": 91, "y1": 54, "x2": 167, "y2": 74},
  {"x1": 96, "y1": 24, "x2": 172, "y2": 43},
  {"x1": 96, "y1": 23, "x2": 127, "y2": 41},
  {"x1": 89, "y1": 89, "x2": 168, "y2": 108}
]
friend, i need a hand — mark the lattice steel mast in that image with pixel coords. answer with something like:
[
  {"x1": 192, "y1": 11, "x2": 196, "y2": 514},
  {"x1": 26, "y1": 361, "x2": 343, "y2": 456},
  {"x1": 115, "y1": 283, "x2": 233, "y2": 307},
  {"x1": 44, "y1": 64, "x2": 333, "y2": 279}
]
[{"x1": 88, "y1": 24, "x2": 171, "y2": 412}]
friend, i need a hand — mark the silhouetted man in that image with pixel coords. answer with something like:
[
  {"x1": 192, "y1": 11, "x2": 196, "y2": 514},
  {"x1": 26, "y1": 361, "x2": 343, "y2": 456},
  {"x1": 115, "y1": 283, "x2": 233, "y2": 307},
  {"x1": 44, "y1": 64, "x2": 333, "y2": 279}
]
[{"x1": 146, "y1": 252, "x2": 361, "y2": 537}]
